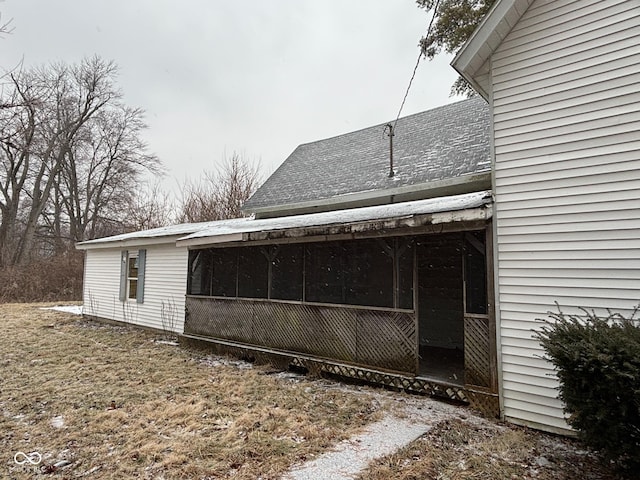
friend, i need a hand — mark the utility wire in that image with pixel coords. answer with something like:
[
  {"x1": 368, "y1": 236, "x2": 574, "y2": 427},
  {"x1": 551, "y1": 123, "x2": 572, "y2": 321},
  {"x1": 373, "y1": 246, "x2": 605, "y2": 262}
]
[{"x1": 392, "y1": 0, "x2": 441, "y2": 132}]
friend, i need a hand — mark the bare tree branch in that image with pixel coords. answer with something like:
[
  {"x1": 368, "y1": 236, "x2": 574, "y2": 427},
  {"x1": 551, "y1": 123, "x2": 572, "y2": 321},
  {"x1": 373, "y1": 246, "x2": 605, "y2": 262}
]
[{"x1": 177, "y1": 152, "x2": 261, "y2": 223}]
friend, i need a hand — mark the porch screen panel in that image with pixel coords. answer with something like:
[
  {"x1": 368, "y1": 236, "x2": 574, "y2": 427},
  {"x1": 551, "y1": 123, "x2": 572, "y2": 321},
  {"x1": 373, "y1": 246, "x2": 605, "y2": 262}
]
[
  {"x1": 398, "y1": 240, "x2": 414, "y2": 310},
  {"x1": 271, "y1": 244, "x2": 304, "y2": 301},
  {"x1": 238, "y1": 246, "x2": 268, "y2": 299},
  {"x1": 345, "y1": 239, "x2": 392, "y2": 308},
  {"x1": 305, "y1": 243, "x2": 346, "y2": 304},
  {"x1": 188, "y1": 249, "x2": 212, "y2": 296},
  {"x1": 211, "y1": 248, "x2": 238, "y2": 297},
  {"x1": 464, "y1": 231, "x2": 487, "y2": 314}
]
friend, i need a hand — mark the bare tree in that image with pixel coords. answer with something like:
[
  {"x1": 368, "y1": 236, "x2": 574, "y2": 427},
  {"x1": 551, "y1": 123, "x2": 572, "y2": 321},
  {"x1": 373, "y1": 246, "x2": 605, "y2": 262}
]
[
  {"x1": 178, "y1": 152, "x2": 261, "y2": 223},
  {"x1": 0, "y1": 56, "x2": 162, "y2": 266},
  {"x1": 123, "y1": 181, "x2": 175, "y2": 232},
  {"x1": 50, "y1": 105, "x2": 162, "y2": 245}
]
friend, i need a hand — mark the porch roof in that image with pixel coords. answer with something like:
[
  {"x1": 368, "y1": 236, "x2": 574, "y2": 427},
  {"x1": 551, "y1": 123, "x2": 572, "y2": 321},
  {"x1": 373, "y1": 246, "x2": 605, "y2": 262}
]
[
  {"x1": 75, "y1": 218, "x2": 246, "y2": 250},
  {"x1": 177, "y1": 190, "x2": 493, "y2": 248}
]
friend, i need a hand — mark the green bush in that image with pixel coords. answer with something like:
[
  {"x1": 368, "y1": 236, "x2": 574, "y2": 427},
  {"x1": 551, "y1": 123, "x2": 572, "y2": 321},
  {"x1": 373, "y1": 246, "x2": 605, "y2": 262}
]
[{"x1": 535, "y1": 305, "x2": 640, "y2": 472}]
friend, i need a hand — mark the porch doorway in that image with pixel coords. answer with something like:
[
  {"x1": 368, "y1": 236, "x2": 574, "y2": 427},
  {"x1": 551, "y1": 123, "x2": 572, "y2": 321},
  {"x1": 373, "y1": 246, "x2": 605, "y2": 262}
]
[{"x1": 417, "y1": 231, "x2": 488, "y2": 386}]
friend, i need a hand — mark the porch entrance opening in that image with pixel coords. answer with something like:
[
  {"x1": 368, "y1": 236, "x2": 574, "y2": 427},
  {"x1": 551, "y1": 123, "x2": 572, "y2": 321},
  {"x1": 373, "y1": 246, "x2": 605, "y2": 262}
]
[{"x1": 417, "y1": 231, "x2": 487, "y2": 386}]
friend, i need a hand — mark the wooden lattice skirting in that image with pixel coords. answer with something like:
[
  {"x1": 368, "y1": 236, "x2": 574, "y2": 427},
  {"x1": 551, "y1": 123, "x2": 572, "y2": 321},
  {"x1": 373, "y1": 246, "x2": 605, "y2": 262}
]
[{"x1": 179, "y1": 333, "x2": 500, "y2": 419}]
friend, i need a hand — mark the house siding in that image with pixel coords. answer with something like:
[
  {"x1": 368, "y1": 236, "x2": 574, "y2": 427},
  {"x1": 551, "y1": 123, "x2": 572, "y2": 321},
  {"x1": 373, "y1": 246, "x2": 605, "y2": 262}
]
[
  {"x1": 82, "y1": 243, "x2": 188, "y2": 333},
  {"x1": 491, "y1": 0, "x2": 640, "y2": 432}
]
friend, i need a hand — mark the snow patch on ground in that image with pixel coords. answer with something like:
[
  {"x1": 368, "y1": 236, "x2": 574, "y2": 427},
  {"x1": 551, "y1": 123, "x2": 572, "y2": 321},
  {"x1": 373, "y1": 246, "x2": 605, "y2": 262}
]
[
  {"x1": 41, "y1": 305, "x2": 83, "y2": 315},
  {"x1": 51, "y1": 415, "x2": 65, "y2": 428}
]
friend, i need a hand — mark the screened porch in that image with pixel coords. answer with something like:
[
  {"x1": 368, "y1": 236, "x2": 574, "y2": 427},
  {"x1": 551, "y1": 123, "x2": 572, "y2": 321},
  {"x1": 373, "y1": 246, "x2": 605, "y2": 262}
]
[{"x1": 184, "y1": 229, "x2": 495, "y2": 391}]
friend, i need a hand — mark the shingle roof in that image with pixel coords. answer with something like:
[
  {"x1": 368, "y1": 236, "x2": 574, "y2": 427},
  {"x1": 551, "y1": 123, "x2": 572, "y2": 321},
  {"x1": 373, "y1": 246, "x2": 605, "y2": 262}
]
[{"x1": 244, "y1": 96, "x2": 490, "y2": 213}]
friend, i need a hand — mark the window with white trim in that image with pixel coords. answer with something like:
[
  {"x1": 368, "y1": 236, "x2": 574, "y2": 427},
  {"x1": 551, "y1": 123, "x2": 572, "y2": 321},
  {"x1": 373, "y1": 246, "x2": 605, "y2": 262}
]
[
  {"x1": 119, "y1": 249, "x2": 146, "y2": 303},
  {"x1": 127, "y1": 252, "x2": 139, "y2": 300}
]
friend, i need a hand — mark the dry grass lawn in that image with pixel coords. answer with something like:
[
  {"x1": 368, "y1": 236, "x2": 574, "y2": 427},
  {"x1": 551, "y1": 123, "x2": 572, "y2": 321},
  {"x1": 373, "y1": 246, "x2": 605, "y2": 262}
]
[
  {"x1": 1, "y1": 303, "x2": 379, "y2": 479},
  {"x1": 1, "y1": 303, "x2": 622, "y2": 479}
]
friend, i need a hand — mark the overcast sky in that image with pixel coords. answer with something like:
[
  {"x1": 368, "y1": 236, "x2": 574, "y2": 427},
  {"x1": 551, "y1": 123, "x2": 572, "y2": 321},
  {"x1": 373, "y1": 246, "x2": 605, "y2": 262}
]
[{"x1": 1, "y1": 0, "x2": 462, "y2": 191}]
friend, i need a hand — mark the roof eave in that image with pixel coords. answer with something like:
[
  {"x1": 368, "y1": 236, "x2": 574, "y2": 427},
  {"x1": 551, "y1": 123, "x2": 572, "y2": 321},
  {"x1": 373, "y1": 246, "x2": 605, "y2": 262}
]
[
  {"x1": 179, "y1": 193, "x2": 493, "y2": 249},
  {"x1": 243, "y1": 171, "x2": 491, "y2": 219},
  {"x1": 451, "y1": 0, "x2": 534, "y2": 99},
  {"x1": 75, "y1": 234, "x2": 186, "y2": 250}
]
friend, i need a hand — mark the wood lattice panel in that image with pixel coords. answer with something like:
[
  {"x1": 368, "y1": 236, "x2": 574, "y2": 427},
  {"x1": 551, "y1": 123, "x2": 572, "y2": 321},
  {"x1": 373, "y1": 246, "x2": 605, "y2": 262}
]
[
  {"x1": 464, "y1": 316, "x2": 491, "y2": 388},
  {"x1": 185, "y1": 296, "x2": 417, "y2": 373},
  {"x1": 356, "y1": 310, "x2": 417, "y2": 371}
]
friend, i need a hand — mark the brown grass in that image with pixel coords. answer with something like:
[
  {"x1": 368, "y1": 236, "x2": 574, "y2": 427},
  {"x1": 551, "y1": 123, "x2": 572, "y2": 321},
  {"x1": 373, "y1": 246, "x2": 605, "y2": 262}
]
[
  {"x1": 356, "y1": 417, "x2": 621, "y2": 480},
  {"x1": 1, "y1": 303, "x2": 623, "y2": 480},
  {"x1": 1, "y1": 303, "x2": 378, "y2": 479}
]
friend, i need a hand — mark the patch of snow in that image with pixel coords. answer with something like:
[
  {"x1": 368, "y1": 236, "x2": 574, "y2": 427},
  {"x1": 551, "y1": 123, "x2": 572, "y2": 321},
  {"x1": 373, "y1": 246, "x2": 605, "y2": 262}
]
[
  {"x1": 200, "y1": 355, "x2": 253, "y2": 370},
  {"x1": 536, "y1": 456, "x2": 551, "y2": 467},
  {"x1": 51, "y1": 416, "x2": 65, "y2": 428},
  {"x1": 42, "y1": 305, "x2": 83, "y2": 315}
]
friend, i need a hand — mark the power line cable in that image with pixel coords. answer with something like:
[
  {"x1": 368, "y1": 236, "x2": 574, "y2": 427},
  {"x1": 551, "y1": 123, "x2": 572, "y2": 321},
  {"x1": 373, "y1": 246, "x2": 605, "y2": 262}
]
[{"x1": 392, "y1": 0, "x2": 441, "y2": 132}]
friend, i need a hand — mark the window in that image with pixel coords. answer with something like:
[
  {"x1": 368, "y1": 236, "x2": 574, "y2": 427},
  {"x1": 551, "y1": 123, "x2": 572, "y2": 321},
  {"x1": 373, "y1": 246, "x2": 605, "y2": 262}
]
[
  {"x1": 119, "y1": 249, "x2": 146, "y2": 303},
  {"x1": 127, "y1": 253, "x2": 139, "y2": 299}
]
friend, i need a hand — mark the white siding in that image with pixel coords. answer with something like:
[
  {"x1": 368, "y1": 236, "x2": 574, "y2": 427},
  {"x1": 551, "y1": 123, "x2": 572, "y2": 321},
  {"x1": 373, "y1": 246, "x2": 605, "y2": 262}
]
[
  {"x1": 82, "y1": 243, "x2": 188, "y2": 333},
  {"x1": 491, "y1": 0, "x2": 640, "y2": 433}
]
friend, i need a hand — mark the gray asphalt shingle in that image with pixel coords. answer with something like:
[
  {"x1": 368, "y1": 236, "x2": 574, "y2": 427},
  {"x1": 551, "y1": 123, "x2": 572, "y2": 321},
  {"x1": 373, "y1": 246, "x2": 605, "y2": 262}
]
[{"x1": 244, "y1": 96, "x2": 490, "y2": 211}]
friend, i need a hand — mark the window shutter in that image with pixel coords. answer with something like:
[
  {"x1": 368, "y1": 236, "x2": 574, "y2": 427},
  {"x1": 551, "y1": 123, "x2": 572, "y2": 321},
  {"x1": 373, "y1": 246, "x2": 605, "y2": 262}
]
[
  {"x1": 119, "y1": 250, "x2": 128, "y2": 301},
  {"x1": 136, "y1": 249, "x2": 146, "y2": 304}
]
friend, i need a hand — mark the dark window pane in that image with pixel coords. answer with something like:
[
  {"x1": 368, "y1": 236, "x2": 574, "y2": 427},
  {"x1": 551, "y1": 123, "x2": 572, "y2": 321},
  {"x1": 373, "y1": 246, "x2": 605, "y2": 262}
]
[
  {"x1": 211, "y1": 248, "x2": 237, "y2": 297},
  {"x1": 305, "y1": 243, "x2": 345, "y2": 304},
  {"x1": 465, "y1": 231, "x2": 487, "y2": 314},
  {"x1": 271, "y1": 245, "x2": 303, "y2": 301},
  {"x1": 345, "y1": 239, "x2": 393, "y2": 308},
  {"x1": 238, "y1": 247, "x2": 268, "y2": 299},
  {"x1": 128, "y1": 279, "x2": 137, "y2": 299}
]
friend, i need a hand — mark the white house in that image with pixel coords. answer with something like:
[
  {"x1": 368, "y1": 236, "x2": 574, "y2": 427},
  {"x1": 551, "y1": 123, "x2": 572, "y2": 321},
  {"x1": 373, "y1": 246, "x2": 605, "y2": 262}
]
[{"x1": 453, "y1": 0, "x2": 640, "y2": 433}]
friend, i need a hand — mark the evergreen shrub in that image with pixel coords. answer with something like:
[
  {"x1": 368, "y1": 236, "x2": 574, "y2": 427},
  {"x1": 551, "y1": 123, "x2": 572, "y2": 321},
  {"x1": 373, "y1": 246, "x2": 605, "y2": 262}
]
[{"x1": 535, "y1": 305, "x2": 640, "y2": 472}]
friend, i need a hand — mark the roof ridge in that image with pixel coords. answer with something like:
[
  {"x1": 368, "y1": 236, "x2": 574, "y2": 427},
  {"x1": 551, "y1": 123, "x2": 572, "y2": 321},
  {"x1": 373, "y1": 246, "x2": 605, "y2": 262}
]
[{"x1": 296, "y1": 96, "x2": 484, "y2": 148}]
